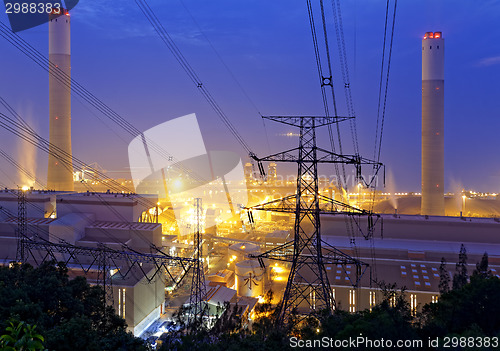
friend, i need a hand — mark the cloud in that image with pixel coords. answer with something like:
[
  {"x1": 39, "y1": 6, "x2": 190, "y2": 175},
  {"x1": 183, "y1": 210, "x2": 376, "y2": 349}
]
[
  {"x1": 477, "y1": 55, "x2": 500, "y2": 67},
  {"x1": 70, "y1": 1, "x2": 157, "y2": 39}
]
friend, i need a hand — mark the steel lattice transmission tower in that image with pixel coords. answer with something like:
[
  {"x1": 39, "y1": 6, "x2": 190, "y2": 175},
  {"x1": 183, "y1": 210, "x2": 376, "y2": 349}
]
[
  {"x1": 16, "y1": 187, "x2": 27, "y2": 263},
  {"x1": 22, "y1": 238, "x2": 196, "y2": 310},
  {"x1": 96, "y1": 243, "x2": 114, "y2": 306},
  {"x1": 188, "y1": 198, "x2": 207, "y2": 325},
  {"x1": 248, "y1": 116, "x2": 382, "y2": 326}
]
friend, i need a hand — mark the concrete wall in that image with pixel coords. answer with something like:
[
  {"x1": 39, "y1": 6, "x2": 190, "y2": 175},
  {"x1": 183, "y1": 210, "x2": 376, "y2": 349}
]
[
  {"x1": 322, "y1": 215, "x2": 500, "y2": 245},
  {"x1": 49, "y1": 213, "x2": 94, "y2": 245},
  {"x1": 0, "y1": 191, "x2": 57, "y2": 218},
  {"x1": 57, "y1": 198, "x2": 135, "y2": 222},
  {"x1": 113, "y1": 270, "x2": 164, "y2": 336},
  {"x1": 56, "y1": 193, "x2": 158, "y2": 223},
  {"x1": 332, "y1": 286, "x2": 438, "y2": 313}
]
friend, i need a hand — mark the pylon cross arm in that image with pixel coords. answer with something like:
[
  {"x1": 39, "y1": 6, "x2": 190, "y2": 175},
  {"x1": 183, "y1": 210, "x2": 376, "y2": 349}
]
[
  {"x1": 262, "y1": 115, "x2": 353, "y2": 128},
  {"x1": 245, "y1": 193, "x2": 368, "y2": 215}
]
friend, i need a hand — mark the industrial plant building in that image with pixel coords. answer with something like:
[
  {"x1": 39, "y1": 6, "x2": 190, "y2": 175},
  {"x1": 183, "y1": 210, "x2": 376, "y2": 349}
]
[
  {"x1": 0, "y1": 189, "x2": 164, "y2": 336},
  {"x1": 319, "y1": 214, "x2": 500, "y2": 312},
  {"x1": 204, "y1": 211, "x2": 500, "y2": 314}
]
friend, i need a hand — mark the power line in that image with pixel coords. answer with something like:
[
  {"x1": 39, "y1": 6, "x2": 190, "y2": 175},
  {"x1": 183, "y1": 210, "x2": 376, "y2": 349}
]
[
  {"x1": 134, "y1": 0, "x2": 255, "y2": 157},
  {"x1": 307, "y1": 0, "x2": 350, "y2": 193},
  {"x1": 373, "y1": 0, "x2": 398, "y2": 167},
  {"x1": 0, "y1": 148, "x2": 45, "y2": 188},
  {"x1": 0, "y1": 23, "x2": 217, "y2": 252},
  {"x1": 375, "y1": 0, "x2": 397, "y2": 165},
  {"x1": 369, "y1": 0, "x2": 397, "y2": 215},
  {"x1": 373, "y1": 0, "x2": 391, "y2": 165},
  {"x1": 0, "y1": 93, "x2": 184, "y2": 255},
  {"x1": 0, "y1": 111, "x2": 161, "y2": 213},
  {"x1": 177, "y1": 0, "x2": 272, "y2": 157},
  {"x1": 368, "y1": 0, "x2": 398, "y2": 280},
  {"x1": 0, "y1": 21, "x2": 210, "y2": 185},
  {"x1": 178, "y1": 0, "x2": 262, "y2": 117},
  {"x1": 330, "y1": 0, "x2": 360, "y2": 156}
]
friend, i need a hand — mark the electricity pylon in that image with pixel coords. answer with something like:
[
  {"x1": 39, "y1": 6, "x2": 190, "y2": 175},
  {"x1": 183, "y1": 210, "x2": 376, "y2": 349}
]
[
  {"x1": 248, "y1": 115, "x2": 382, "y2": 326},
  {"x1": 16, "y1": 186, "x2": 27, "y2": 263},
  {"x1": 188, "y1": 198, "x2": 207, "y2": 325}
]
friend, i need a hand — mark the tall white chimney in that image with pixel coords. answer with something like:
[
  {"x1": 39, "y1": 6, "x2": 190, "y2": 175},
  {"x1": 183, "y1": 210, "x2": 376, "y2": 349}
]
[
  {"x1": 47, "y1": 9, "x2": 74, "y2": 191},
  {"x1": 421, "y1": 31, "x2": 444, "y2": 216}
]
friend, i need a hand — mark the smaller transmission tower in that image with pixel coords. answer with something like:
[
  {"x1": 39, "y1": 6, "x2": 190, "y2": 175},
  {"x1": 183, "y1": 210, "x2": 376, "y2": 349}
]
[
  {"x1": 16, "y1": 186, "x2": 27, "y2": 263},
  {"x1": 96, "y1": 243, "x2": 114, "y2": 306},
  {"x1": 188, "y1": 198, "x2": 206, "y2": 325}
]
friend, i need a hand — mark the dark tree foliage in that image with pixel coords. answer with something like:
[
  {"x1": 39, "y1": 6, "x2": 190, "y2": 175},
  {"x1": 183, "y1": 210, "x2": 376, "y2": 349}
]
[
  {"x1": 159, "y1": 294, "x2": 290, "y2": 351},
  {"x1": 472, "y1": 252, "x2": 492, "y2": 280},
  {"x1": 0, "y1": 318, "x2": 45, "y2": 350},
  {"x1": 452, "y1": 244, "x2": 468, "y2": 290},
  {"x1": 158, "y1": 248, "x2": 500, "y2": 350},
  {"x1": 421, "y1": 275, "x2": 500, "y2": 338},
  {"x1": 0, "y1": 262, "x2": 149, "y2": 351},
  {"x1": 326, "y1": 281, "x2": 420, "y2": 345},
  {"x1": 210, "y1": 302, "x2": 244, "y2": 336},
  {"x1": 158, "y1": 270, "x2": 500, "y2": 351},
  {"x1": 438, "y1": 257, "x2": 450, "y2": 294}
]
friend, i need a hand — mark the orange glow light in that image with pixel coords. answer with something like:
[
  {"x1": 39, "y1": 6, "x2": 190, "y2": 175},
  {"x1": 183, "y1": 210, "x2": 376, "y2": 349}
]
[
  {"x1": 424, "y1": 32, "x2": 434, "y2": 39},
  {"x1": 424, "y1": 32, "x2": 441, "y2": 40}
]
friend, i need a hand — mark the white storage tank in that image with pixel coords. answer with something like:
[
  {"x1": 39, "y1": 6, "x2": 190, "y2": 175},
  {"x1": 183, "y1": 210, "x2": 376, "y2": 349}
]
[{"x1": 235, "y1": 260, "x2": 266, "y2": 297}]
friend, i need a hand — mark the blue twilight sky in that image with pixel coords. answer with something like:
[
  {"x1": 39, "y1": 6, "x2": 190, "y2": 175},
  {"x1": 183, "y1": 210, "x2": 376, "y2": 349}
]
[{"x1": 0, "y1": 0, "x2": 499, "y2": 193}]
